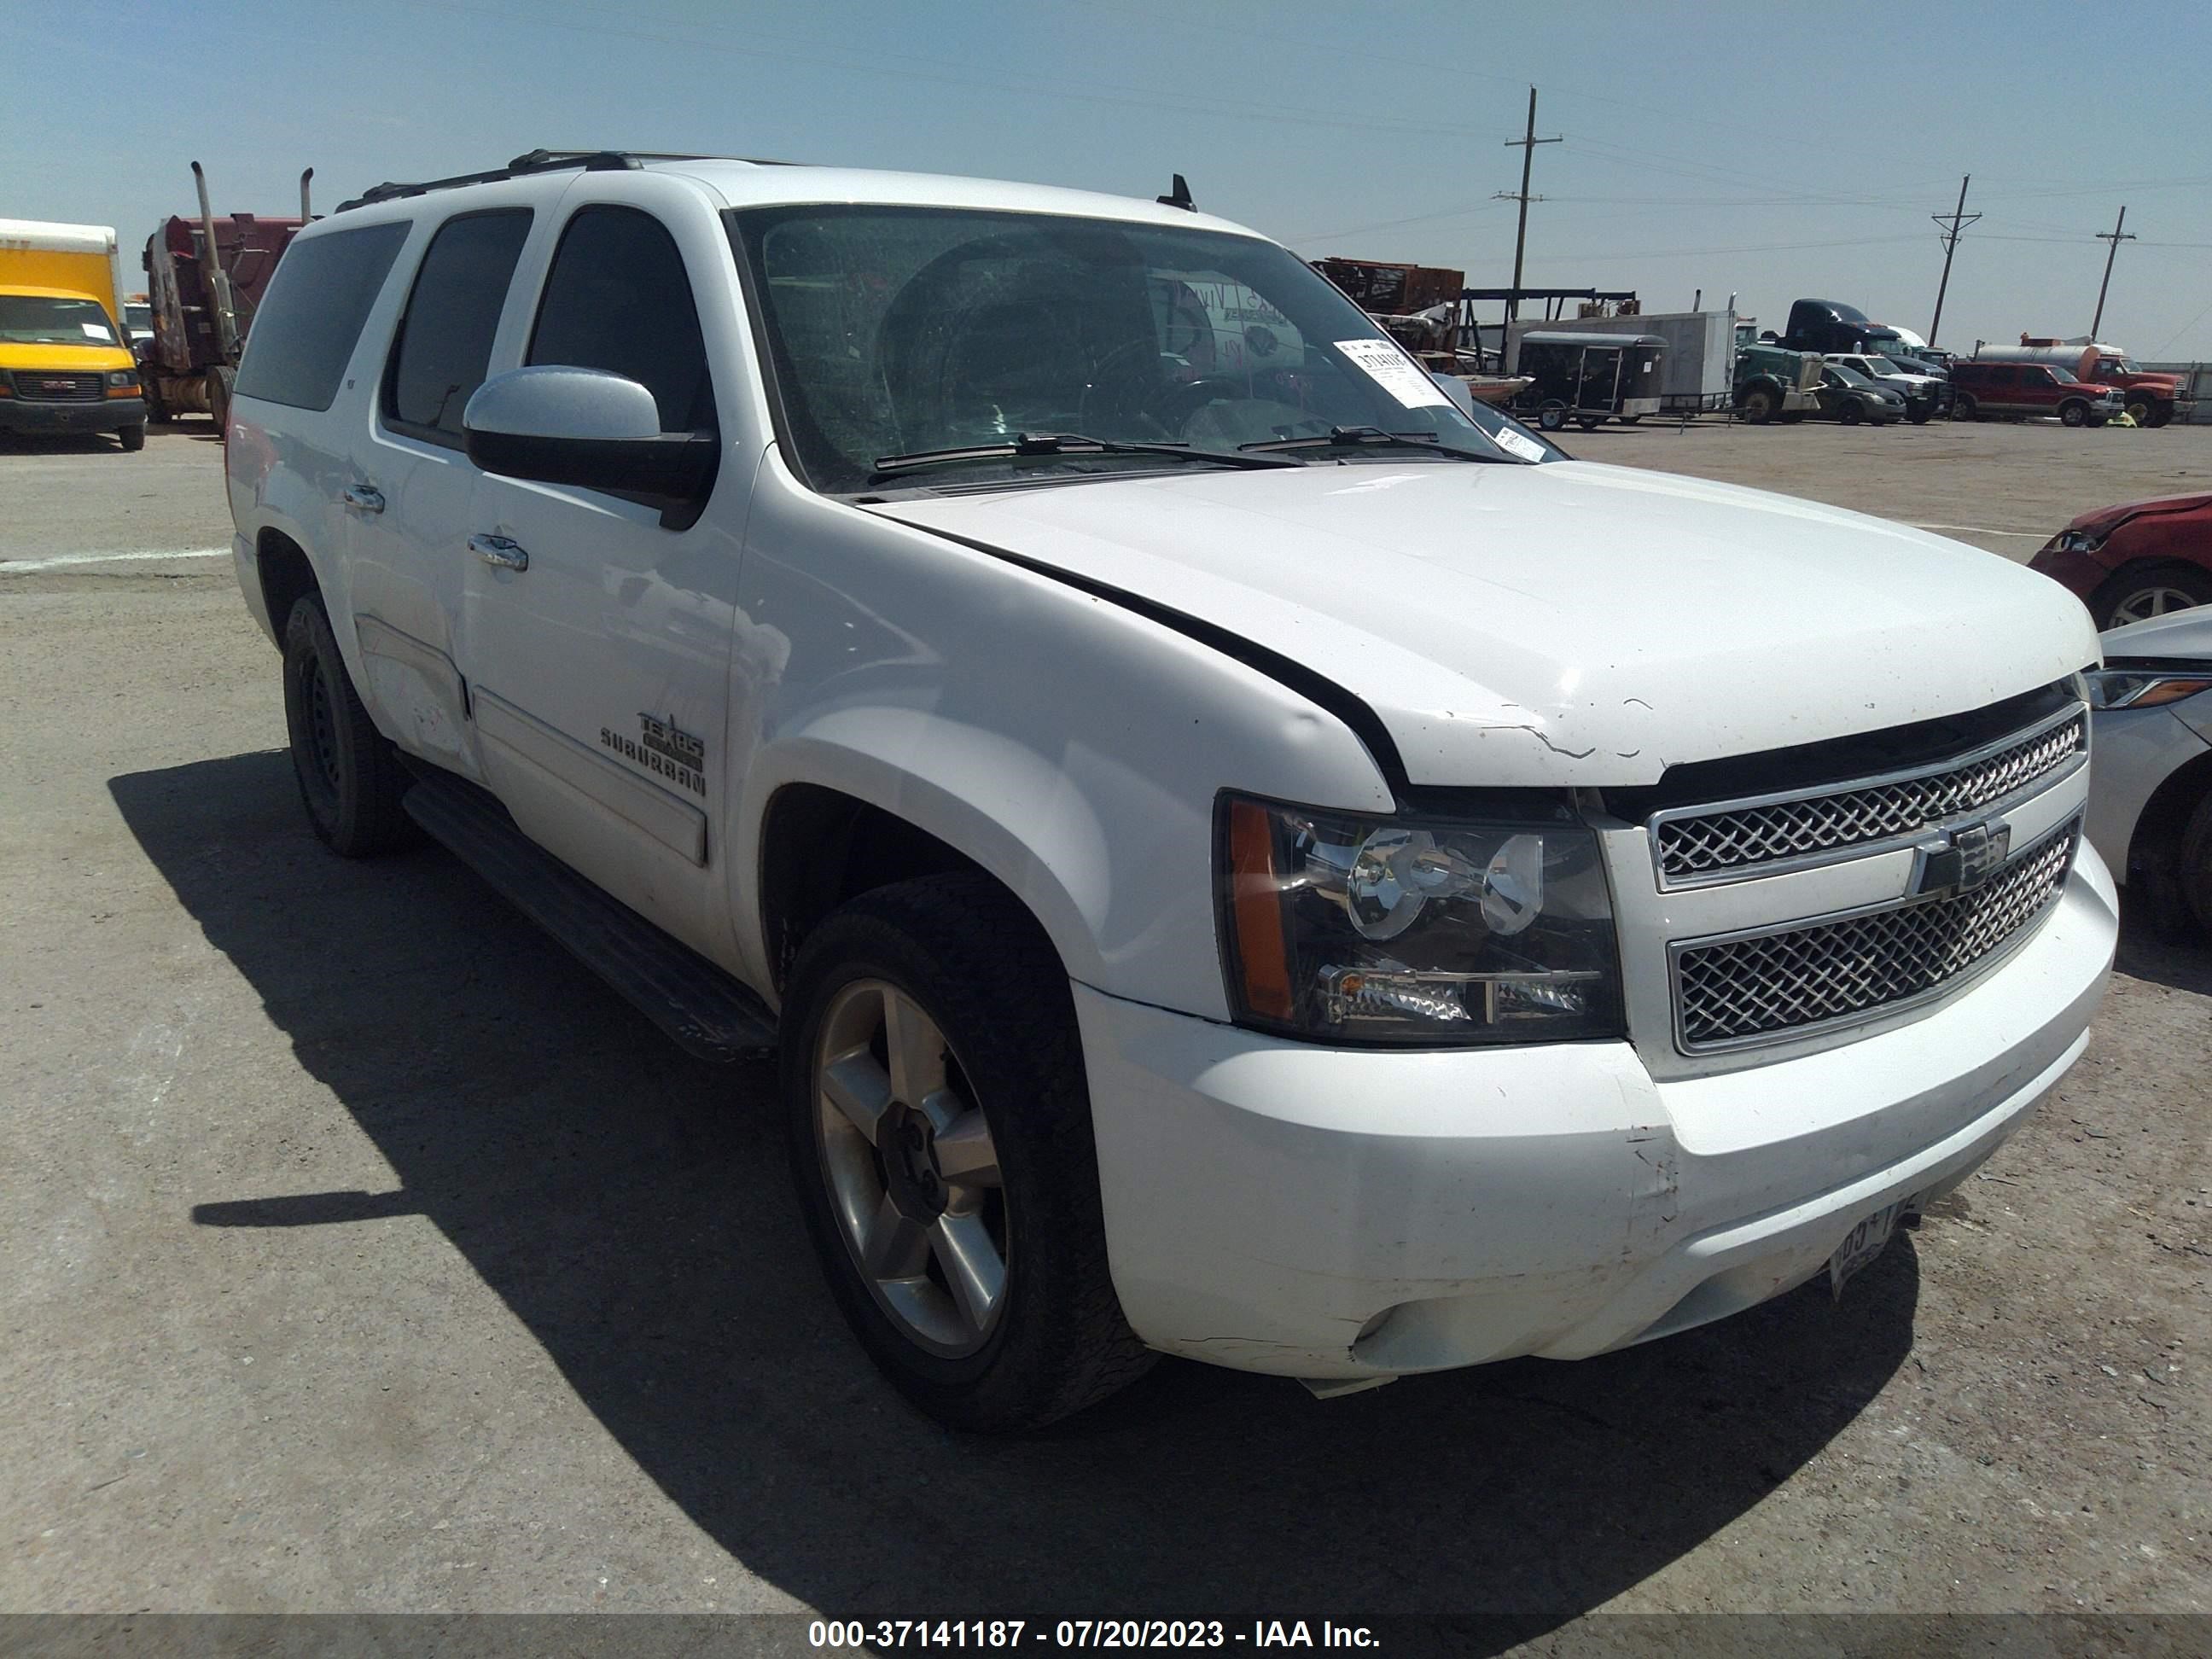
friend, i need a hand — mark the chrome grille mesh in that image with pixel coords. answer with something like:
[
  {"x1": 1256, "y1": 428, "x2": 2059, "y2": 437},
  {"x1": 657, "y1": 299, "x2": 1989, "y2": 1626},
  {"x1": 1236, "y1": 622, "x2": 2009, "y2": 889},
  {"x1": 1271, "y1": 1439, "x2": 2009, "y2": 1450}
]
[
  {"x1": 9, "y1": 371, "x2": 104, "y2": 402},
  {"x1": 1674, "y1": 824, "x2": 2077, "y2": 1049},
  {"x1": 1654, "y1": 713, "x2": 2085, "y2": 883}
]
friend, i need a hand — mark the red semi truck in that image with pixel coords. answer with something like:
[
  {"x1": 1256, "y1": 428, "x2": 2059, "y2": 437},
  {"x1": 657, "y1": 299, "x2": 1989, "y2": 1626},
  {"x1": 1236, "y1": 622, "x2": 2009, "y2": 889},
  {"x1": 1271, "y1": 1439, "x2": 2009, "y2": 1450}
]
[{"x1": 138, "y1": 163, "x2": 311, "y2": 430}]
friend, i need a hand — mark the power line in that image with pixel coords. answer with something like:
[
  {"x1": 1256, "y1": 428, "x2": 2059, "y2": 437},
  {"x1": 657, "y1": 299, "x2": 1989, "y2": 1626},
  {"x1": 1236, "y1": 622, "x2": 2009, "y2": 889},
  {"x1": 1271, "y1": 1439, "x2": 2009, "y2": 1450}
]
[{"x1": 1929, "y1": 175, "x2": 1979, "y2": 346}]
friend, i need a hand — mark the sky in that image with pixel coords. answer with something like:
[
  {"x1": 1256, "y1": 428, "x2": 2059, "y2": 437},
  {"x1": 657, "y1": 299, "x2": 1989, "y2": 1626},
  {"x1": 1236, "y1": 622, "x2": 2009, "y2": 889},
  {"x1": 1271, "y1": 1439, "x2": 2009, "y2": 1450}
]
[{"x1": 7, "y1": 0, "x2": 2210, "y2": 359}]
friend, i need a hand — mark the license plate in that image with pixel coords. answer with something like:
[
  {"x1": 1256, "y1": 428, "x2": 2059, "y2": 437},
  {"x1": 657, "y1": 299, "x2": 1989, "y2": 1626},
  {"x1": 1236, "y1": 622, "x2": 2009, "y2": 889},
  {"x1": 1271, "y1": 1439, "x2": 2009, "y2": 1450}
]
[{"x1": 1828, "y1": 1193, "x2": 1919, "y2": 1300}]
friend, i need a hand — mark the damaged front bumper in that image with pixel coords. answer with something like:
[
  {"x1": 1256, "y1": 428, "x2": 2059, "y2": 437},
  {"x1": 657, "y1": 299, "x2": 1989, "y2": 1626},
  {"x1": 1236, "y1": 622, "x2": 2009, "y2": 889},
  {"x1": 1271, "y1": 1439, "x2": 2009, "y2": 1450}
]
[{"x1": 1074, "y1": 847, "x2": 2115, "y2": 1382}]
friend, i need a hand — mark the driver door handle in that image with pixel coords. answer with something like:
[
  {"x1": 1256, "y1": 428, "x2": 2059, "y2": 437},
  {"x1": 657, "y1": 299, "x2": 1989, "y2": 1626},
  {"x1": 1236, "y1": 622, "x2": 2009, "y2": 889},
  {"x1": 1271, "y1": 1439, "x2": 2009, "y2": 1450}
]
[
  {"x1": 469, "y1": 533, "x2": 529, "y2": 573},
  {"x1": 341, "y1": 483, "x2": 385, "y2": 514}
]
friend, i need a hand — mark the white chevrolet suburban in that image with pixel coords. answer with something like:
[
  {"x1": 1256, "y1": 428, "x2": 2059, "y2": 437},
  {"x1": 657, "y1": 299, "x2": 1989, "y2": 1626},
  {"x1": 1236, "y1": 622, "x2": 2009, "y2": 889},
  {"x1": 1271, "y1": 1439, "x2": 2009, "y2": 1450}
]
[{"x1": 224, "y1": 149, "x2": 2115, "y2": 1430}]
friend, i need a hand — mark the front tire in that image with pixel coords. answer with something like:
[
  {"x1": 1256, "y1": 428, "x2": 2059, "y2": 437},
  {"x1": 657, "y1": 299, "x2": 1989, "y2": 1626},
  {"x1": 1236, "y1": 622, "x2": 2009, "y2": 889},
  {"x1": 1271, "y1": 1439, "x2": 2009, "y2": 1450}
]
[
  {"x1": 1575, "y1": 414, "x2": 1604, "y2": 432},
  {"x1": 1739, "y1": 385, "x2": 1778, "y2": 424},
  {"x1": 2060, "y1": 399, "x2": 2089, "y2": 428},
  {"x1": 782, "y1": 876, "x2": 1152, "y2": 1432},
  {"x1": 1537, "y1": 400, "x2": 1569, "y2": 432},
  {"x1": 2125, "y1": 394, "x2": 2155, "y2": 426},
  {"x1": 118, "y1": 422, "x2": 145, "y2": 451},
  {"x1": 2092, "y1": 561, "x2": 2212, "y2": 630},
  {"x1": 1908, "y1": 407, "x2": 1933, "y2": 424},
  {"x1": 1954, "y1": 393, "x2": 1979, "y2": 421},
  {"x1": 1840, "y1": 401, "x2": 1863, "y2": 426},
  {"x1": 2179, "y1": 792, "x2": 2212, "y2": 940},
  {"x1": 282, "y1": 595, "x2": 418, "y2": 856}
]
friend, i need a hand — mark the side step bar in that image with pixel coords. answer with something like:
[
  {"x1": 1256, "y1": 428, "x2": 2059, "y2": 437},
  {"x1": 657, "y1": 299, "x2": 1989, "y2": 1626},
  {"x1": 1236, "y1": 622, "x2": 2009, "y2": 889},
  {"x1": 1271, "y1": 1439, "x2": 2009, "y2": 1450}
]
[{"x1": 402, "y1": 766, "x2": 777, "y2": 1062}]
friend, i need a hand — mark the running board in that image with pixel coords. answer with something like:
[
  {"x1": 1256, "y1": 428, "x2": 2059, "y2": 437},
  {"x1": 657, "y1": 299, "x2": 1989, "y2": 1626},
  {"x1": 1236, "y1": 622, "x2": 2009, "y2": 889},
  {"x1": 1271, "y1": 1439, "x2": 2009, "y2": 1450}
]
[{"x1": 402, "y1": 767, "x2": 777, "y2": 1062}]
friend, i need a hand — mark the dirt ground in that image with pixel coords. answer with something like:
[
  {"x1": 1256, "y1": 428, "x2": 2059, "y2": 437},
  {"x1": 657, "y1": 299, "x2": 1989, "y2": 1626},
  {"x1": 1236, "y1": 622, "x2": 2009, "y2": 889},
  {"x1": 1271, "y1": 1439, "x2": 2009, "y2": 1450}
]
[{"x1": 2, "y1": 419, "x2": 2207, "y2": 1647}]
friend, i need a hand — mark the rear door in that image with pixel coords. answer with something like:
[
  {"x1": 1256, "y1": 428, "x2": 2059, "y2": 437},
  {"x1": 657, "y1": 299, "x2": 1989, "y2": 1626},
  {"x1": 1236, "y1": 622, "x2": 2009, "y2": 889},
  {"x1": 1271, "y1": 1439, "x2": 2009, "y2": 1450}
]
[
  {"x1": 457, "y1": 180, "x2": 751, "y2": 962},
  {"x1": 346, "y1": 200, "x2": 537, "y2": 776}
]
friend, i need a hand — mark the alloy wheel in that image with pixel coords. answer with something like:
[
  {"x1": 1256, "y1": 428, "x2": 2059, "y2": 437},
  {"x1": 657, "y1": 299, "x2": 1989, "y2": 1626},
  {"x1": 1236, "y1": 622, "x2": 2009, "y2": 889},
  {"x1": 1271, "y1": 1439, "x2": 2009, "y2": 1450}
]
[
  {"x1": 2113, "y1": 585, "x2": 2206, "y2": 625},
  {"x1": 812, "y1": 979, "x2": 1007, "y2": 1357}
]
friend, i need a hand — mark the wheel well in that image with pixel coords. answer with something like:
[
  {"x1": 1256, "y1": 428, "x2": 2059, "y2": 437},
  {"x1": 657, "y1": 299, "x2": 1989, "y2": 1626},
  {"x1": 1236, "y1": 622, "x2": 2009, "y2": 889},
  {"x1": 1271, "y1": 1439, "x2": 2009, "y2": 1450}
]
[
  {"x1": 255, "y1": 529, "x2": 319, "y2": 647},
  {"x1": 2128, "y1": 748, "x2": 2212, "y2": 883},
  {"x1": 758, "y1": 784, "x2": 999, "y2": 990}
]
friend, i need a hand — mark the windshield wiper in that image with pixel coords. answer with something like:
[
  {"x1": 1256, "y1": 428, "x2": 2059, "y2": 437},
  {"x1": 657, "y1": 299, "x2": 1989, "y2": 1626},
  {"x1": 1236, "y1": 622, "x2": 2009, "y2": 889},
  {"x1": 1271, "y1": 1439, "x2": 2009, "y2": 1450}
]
[
  {"x1": 870, "y1": 432, "x2": 1301, "y2": 478},
  {"x1": 1240, "y1": 425, "x2": 1505, "y2": 460}
]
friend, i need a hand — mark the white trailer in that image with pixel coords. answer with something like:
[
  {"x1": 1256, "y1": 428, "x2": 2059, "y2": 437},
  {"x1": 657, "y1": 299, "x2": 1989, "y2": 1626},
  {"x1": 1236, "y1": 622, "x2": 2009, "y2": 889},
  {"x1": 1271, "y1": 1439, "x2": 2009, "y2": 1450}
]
[{"x1": 1507, "y1": 310, "x2": 1736, "y2": 413}]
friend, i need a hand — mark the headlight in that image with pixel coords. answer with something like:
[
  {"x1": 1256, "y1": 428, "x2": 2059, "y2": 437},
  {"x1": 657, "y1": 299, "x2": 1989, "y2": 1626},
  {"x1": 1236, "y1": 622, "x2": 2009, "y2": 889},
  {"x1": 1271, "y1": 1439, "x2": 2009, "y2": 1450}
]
[
  {"x1": 2051, "y1": 528, "x2": 2104, "y2": 556},
  {"x1": 2085, "y1": 667, "x2": 2212, "y2": 709},
  {"x1": 105, "y1": 370, "x2": 138, "y2": 388},
  {"x1": 1218, "y1": 794, "x2": 1623, "y2": 1046}
]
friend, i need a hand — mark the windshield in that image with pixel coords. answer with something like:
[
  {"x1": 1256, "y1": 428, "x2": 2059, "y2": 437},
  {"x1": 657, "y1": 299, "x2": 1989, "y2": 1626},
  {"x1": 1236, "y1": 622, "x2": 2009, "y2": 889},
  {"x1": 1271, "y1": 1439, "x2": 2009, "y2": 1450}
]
[
  {"x1": 0, "y1": 295, "x2": 117, "y2": 346},
  {"x1": 1877, "y1": 357, "x2": 1923, "y2": 376},
  {"x1": 726, "y1": 205, "x2": 1551, "y2": 491},
  {"x1": 125, "y1": 303, "x2": 152, "y2": 329},
  {"x1": 1827, "y1": 364, "x2": 1871, "y2": 387},
  {"x1": 2048, "y1": 364, "x2": 2079, "y2": 382},
  {"x1": 2106, "y1": 356, "x2": 2144, "y2": 374}
]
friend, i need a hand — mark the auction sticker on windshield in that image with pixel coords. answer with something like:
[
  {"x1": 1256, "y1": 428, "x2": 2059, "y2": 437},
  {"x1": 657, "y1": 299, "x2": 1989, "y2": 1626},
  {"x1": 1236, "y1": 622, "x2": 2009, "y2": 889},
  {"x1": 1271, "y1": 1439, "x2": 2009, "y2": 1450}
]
[
  {"x1": 1492, "y1": 426, "x2": 1548, "y2": 463},
  {"x1": 1336, "y1": 338, "x2": 1451, "y2": 408}
]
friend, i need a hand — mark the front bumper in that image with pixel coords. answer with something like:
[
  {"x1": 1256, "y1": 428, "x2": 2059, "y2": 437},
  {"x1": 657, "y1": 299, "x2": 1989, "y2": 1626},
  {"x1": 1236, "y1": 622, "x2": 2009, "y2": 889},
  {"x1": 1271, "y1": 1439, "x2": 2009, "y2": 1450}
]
[
  {"x1": 0, "y1": 396, "x2": 147, "y2": 435},
  {"x1": 1077, "y1": 848, "x2": 2115, "y2": 1380}
]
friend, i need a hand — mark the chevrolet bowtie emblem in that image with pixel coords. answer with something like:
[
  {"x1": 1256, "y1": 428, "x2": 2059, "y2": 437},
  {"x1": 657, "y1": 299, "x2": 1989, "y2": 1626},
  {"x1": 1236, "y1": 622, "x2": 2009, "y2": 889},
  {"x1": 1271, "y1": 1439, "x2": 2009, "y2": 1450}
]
[{"x1": 1914, "y1": 820, "x2": 2011, "y2": 897}]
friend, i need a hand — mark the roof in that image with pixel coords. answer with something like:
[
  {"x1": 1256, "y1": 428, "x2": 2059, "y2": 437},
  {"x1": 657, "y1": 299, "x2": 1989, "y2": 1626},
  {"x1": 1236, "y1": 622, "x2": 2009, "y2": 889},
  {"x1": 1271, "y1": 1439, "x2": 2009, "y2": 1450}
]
[
  {"x1": 327, "y1": 149, "x2": 1263, "y2": 240},
  {"x1": 0, "y1": 218, "x2": 117, "y2": 255}
]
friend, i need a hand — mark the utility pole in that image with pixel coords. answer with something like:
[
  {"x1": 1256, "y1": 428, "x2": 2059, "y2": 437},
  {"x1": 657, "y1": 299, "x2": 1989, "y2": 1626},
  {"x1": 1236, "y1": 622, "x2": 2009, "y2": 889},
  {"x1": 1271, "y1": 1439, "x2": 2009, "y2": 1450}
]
[
  {"x1": 1928, "y1": 174, "x2": 1978, "y2": 346},
  {"x1": 1493, "y1": 87, "x2": 1559, "y2": 325},
  {"x1": 2092, "y1": 205, "x2": 2134, "y2": 339}
]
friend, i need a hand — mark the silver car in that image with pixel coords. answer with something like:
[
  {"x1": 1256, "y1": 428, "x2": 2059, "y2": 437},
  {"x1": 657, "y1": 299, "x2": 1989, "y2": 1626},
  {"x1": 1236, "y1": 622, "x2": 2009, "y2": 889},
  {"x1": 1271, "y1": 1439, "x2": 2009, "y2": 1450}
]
[{"x1": 2087, "y1": 609, "x2": 2212, "y2": 938}]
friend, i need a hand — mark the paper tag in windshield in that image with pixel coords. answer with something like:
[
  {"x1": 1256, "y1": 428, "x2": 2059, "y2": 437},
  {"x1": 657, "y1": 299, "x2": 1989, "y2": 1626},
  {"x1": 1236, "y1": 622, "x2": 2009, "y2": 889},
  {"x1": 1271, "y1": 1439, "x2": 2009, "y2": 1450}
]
[
  {"x1": 1336, "y1": 338, "x2": 1450, "y2": 409},
  {"x1": 83, "y1": 322, "x2": 114, "y2": 341},
  {"x1": 1493, "y1": 426, "x2": 1548, "y2": 463}
]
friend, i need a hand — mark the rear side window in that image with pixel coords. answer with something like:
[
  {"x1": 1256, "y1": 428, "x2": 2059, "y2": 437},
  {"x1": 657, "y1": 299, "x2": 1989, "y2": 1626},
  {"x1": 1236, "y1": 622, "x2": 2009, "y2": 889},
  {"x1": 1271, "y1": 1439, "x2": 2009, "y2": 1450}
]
[
  {"x1": 382, "y1": 210, "x2": 533, "y2": 444},
  {"x1": 234, "y1": 220, "x2": 410, "y2": 410},
  {"x1": 527, "y1": 206, "x2": 713, "y2": 433}
]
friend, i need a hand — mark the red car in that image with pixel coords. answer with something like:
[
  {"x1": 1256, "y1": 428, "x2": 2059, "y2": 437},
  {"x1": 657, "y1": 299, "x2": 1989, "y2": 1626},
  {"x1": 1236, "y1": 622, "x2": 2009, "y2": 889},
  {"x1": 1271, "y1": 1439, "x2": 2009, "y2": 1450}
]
[{"x1": 2030, "y1": 492, "x2": 2212, "y2": 630}]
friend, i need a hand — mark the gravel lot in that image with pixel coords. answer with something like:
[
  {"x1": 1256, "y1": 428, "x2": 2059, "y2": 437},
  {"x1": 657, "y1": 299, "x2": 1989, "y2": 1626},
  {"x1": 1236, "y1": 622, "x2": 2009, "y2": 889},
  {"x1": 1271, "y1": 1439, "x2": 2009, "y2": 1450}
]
[{"x1": 3, "y1": 418, "x2": 2207, "y2": 1644}]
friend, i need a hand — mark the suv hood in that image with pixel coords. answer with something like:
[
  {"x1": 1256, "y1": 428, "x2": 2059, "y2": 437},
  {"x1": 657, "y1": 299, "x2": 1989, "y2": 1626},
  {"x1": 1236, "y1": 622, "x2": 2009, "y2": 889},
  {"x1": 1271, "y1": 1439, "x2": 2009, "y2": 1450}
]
[{"x1": 872, "y1": 461, "x2": 2097, "y2": 788}]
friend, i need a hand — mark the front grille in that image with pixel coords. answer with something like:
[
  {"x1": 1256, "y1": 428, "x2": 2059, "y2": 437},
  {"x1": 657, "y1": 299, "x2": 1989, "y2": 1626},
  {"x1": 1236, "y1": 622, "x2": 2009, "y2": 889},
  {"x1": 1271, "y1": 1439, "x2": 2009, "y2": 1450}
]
[
  {"x1": 1673, "y1": 821, "x2": 2077, "y2": 1050},
  {"x1": 9, "y1": 371, "x2": 104, "y2": 402},
  {"x1": 1653, "y1": 710, "x2": 2084, "y2": 884}
]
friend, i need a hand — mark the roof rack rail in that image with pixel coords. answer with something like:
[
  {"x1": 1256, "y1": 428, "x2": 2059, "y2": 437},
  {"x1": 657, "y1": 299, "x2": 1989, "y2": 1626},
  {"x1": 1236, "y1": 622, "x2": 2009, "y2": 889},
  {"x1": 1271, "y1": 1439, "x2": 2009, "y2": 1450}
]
[{"x1": 333, "y1": 148, "x2": 793, "y2": 213}]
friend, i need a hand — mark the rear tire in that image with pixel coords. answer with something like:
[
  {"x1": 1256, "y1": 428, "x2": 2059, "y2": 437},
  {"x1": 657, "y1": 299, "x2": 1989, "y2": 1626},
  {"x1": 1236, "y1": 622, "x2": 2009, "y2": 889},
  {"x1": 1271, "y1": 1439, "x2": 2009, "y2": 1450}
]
[
  {"x1": 282, "y1": 594, "x2": 418, "y2": 857},
  {"x1": 1575, "y1": 414, "x2": 1604, "y2": 432},
  {"x1": 207, "y1": 365, "x2": 235, "y2": 438},
  {"x1": 118, "y1": 422, "x2": 145, "y2": 451},
  {"x1": 2091, "y1": 562, "x2": 2212, "y2": 630},
  {"x1": 782, "y1": 875, "x2": 1153, "y2": 1432},
  {"x1": 1537, "y1": 400, "x2": 1568, "y2": 432},
  {"x1": 2060, "y1": 399, "x2": 2089, "y2": 428}
]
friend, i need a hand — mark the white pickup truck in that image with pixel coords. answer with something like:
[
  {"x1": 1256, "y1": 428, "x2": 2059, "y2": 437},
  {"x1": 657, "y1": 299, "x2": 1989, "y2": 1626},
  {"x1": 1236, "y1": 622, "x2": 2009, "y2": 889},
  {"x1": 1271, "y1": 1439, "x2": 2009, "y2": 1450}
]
[{"x1": 224, "y1": 150, "x2": 2114, "y2": 1429}]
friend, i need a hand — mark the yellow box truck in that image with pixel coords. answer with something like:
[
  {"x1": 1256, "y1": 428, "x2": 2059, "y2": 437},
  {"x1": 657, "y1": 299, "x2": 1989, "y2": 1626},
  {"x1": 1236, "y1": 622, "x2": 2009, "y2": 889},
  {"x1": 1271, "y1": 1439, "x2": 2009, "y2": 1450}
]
[{"x1": 0, "y1": 218, "x2": 148, "y2": 451}]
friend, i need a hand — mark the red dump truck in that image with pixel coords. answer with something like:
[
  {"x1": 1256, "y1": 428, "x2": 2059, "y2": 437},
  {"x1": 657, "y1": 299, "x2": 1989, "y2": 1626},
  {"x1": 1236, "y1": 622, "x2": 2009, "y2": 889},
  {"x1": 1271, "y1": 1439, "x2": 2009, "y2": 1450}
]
[{"x1": 138, "y1": 163, "x2": 311, "y2": 430}]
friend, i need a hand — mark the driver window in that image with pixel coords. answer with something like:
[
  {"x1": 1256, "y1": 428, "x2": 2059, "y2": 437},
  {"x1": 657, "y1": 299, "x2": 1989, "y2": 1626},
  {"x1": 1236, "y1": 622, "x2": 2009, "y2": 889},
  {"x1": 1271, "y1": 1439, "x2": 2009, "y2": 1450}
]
[{"x1": 528, "y1": 206, "x2": 714, "y2": 435}]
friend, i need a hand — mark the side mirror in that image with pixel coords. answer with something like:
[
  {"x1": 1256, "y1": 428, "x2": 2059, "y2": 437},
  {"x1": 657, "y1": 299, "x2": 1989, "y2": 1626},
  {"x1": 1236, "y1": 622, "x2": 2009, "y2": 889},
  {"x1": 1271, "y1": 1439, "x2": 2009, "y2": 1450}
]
[{"x1": 463, "y1": 366, "x2": 717, "y2": 519}]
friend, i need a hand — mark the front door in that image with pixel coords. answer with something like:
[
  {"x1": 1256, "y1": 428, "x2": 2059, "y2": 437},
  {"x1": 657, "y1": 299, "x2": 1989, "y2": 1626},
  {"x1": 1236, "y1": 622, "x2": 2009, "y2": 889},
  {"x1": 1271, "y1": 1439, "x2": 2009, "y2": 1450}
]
[{"x1": 458, "y1": 194, "x2": 747, "y2": 963}]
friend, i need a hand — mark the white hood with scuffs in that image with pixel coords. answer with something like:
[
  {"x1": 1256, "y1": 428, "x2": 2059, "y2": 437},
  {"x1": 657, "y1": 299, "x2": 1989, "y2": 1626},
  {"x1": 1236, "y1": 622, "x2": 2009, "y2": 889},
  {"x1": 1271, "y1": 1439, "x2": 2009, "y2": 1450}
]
[{"x1": 873, "y1": 460, "x2": 2098, "y2": 787}]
